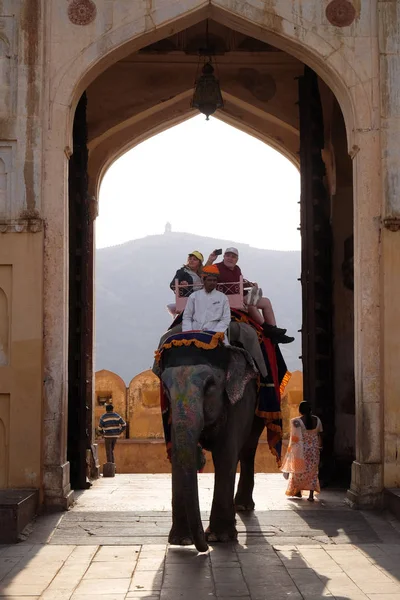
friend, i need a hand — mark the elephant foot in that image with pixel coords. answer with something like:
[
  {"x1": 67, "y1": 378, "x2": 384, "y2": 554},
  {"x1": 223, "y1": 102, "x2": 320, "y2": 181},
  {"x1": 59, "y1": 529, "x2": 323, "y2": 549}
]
[
  {"x1": 169, "y1": 529, "x2": 208, "y2": 553},
  {"x1": 234, "y1": 496, "x2": 255, "y2": 511},
  {"x1": 205, "y1": 525, "x2": 238, "y2": 544},
  {"x1": 168, "y1": 526, "x2": 194, "y2": 547},
  {"x1": 168, "y1": 534, "x2": 194, "y2": 546},
  {"x1": 195, "y1": 538, "x2": 209, "y2": 553},
  {"x1": 234, "y1": 501, "x2": 255, "y2": 512}
]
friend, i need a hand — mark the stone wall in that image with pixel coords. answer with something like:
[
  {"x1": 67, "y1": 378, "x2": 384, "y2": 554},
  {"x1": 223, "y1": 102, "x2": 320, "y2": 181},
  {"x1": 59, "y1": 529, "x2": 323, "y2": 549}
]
[
  {"x1": 0, "y1": 233, "x2": 43, "y2": 491},
  {"x1": 97, "y1": 439, "x2": 282, "y2": 474}
]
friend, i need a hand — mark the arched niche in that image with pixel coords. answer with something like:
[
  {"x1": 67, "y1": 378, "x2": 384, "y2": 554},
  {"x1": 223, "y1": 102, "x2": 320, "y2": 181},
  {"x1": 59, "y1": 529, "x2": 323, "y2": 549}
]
[
  {"x1": 94, "y1": 369, "x2": 127, "y2": 438},
  {"x1": 128, "y1": 370, "x2": 163, "y2": 439}
]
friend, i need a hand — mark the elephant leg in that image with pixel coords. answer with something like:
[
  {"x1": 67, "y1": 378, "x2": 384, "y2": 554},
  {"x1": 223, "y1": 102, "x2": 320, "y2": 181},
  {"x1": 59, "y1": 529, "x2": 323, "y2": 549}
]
[
  {"x1": 207, "y1": 449, "x2": 238, "y2": 543},
  {"x1": 169, "y1": 468, "x2": 194, "y2": 546},
  {"x1": 167, "y1": 368, "x2": 208, "y2": 553},
  {"x1": 234, "y1": 416, "x2": 265, "y2": 511},
  {"x1": 207, "y1": 381, "x2": 258, "y2": 542}
]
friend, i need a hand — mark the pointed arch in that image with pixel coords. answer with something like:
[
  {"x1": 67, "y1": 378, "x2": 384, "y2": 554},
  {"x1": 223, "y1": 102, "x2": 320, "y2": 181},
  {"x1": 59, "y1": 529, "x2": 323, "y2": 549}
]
[{"x1": 51, "y1": 2, "x2": 368, "y2": 153}]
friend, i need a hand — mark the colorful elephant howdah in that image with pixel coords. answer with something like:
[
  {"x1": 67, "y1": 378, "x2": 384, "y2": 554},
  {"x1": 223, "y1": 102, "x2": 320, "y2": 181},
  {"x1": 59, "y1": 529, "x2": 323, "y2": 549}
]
[{"x1": 154, "y1": 312, "x2": 291, "y2": 552}]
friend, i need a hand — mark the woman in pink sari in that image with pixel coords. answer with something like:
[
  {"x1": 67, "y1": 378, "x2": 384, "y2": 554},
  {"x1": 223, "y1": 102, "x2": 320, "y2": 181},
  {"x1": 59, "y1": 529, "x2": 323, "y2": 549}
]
[{"x1": 281, "y1": 401, "x2": 323, "y2": 501}]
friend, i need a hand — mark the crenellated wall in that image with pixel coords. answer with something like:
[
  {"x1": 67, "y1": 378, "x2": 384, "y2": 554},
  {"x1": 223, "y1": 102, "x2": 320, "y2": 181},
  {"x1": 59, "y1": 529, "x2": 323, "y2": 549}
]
[{"x1": 127, "y1": 371, "x2": 164, "y2": 440}]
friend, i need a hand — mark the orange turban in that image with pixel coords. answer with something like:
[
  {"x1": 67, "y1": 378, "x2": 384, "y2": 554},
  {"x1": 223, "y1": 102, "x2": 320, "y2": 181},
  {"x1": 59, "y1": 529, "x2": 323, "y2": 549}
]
[{"x1": 202, "y1": 265, "x2": 220, "y2": 277}]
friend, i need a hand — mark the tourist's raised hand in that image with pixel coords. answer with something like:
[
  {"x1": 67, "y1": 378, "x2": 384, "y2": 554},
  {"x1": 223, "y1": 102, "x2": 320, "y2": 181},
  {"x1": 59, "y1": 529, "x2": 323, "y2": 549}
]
[{"x1": 207, "y1": 251, "x2": 218, "y2": 264}]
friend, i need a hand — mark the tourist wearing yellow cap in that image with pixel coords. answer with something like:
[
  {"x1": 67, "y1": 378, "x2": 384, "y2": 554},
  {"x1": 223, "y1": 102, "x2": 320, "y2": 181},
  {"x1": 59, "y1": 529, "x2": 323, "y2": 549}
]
[{"x1": 169, "y1": 251, "x2": 204, "y2": 304}]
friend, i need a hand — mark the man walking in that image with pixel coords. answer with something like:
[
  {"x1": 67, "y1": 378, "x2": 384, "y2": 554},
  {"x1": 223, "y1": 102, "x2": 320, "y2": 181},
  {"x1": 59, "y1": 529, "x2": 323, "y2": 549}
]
[{"x1": 99, "y1": 404, "x2": 126, "y2": 464}]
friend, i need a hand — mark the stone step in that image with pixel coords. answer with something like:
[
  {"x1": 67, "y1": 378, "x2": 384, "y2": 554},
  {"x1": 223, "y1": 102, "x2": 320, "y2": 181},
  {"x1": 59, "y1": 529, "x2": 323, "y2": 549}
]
[
  {"x1": 0, "y1": 489, "x2": 39, "y2": 543},
  {"x1": 385, "y1": 487, "x2": 400, "y2": 521}
]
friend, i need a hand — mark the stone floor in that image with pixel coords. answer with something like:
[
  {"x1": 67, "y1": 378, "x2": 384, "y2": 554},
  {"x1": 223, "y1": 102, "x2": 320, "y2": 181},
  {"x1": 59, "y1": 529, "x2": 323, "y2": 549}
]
[{"x1": 0, "y1": 474, "x2": 400, "y2": 599}]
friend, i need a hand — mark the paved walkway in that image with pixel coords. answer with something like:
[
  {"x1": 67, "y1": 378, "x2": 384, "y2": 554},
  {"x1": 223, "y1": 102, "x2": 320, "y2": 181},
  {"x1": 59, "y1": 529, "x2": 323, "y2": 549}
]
[{"x1": 1, "y1": 474, "x2": 400, "y2": 599}]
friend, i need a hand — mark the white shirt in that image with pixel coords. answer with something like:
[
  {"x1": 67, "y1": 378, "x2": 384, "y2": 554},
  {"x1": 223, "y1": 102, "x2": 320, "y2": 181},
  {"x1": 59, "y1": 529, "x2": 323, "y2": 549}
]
[{"x1": 182, "y1": 288, "x2": 231, "y2": 337}]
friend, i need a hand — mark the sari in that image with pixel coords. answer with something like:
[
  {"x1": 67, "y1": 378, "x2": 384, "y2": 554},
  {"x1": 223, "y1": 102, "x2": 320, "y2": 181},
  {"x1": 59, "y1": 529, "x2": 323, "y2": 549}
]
[{"x1": 281, "y1": 416, "x2": 323, "y2": 496}]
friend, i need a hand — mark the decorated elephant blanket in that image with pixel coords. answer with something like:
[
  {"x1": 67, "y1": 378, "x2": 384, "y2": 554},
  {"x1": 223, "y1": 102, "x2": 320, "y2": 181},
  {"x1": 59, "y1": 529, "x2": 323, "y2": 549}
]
[{"x1": 154, "y1": 330, "x2": 225, "y2": 364}]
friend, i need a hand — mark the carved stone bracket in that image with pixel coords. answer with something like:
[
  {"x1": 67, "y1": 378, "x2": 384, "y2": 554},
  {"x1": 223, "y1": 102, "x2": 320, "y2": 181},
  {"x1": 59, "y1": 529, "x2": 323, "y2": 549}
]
[
  {"x1": 0, "y1": 218, "x2": 43, "y2": 233},
  {"x1": 383, "y1": 217, "x2": 400, "y2": 232}
]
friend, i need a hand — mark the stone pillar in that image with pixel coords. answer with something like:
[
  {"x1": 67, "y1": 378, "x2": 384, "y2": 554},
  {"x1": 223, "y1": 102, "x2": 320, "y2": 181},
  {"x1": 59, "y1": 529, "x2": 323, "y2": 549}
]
[
  {"x1": 378, "y1": 1, "x2": 400, "y2": 490},
  {"x1": 379, "y1": 1, "x2": 400, "y2": 228},
  {"x1": 347, "y1": 129, "x2": 383, "y2": 508},
  {"x1": 42, "y1": 137, "x2": 73, "y2": 508}
]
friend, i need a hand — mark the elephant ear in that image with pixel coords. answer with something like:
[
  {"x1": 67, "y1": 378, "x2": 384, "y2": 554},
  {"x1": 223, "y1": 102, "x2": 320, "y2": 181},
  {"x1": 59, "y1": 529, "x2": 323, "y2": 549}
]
[{"x1": 225, "y1": 346, "x2": 259, "y2": 405}]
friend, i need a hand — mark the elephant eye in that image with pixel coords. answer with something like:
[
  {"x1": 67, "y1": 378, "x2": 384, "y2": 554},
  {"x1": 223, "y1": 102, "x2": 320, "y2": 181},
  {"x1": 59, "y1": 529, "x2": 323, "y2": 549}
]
[{"x1": 204, "y1": 382, "x2": 217, "y2": 397}]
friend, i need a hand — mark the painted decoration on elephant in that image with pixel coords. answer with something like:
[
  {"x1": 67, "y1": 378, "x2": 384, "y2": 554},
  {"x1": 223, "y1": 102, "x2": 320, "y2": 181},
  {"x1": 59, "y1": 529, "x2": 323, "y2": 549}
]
[{"x1": 166, "y1": 366, "x2": 206, "y2": 470}]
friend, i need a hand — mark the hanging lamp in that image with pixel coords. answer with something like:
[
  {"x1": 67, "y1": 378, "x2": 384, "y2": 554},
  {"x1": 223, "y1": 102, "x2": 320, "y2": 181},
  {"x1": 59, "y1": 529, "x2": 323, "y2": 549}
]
[{"x1": 191, "y1": 21, "x2": 224, "y2": 120}]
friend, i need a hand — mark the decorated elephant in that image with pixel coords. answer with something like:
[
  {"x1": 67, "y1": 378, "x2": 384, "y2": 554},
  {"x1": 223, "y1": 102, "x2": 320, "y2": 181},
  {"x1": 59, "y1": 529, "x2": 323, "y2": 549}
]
[{"x1": 156, "y1": 329, "x2": 284, "y2": 552}]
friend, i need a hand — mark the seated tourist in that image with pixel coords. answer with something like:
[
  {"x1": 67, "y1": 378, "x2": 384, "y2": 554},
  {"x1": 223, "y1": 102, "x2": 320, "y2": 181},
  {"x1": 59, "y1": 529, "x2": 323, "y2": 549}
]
[
  {"x1": 167, "y1": 250, "x2": 204, "y2": 317},
  {"x1": 154, "y1": 263, "x2": 268, "y2": 378},
  {"x1": 170, "y1": 250, "x2": 204, "y2": 296},
  {"x1": 206, "y1": 247, "x2": 294, "y2": 344},
  {"x1": 182, "y1": 265, "x2": 231, "y2": 343}
]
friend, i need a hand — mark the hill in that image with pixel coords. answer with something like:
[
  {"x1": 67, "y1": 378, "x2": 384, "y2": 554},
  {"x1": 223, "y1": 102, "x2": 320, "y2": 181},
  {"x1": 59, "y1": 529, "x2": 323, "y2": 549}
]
[{"x1": 95, "y1": 232, "x2": 302, "y2": 384}]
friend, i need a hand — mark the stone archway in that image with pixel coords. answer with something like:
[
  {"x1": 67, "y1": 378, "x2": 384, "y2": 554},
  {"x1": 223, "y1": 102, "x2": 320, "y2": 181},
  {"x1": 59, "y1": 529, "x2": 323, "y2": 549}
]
[{"x1": 42, "y1": 1, "x2": 382, "y2": 509}]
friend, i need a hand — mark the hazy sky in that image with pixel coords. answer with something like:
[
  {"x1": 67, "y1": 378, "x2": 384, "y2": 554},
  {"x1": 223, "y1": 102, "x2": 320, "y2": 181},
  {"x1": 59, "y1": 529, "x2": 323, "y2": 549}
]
[{"x1": 96, "y1": 115, "x2": 300, "y2": 251}]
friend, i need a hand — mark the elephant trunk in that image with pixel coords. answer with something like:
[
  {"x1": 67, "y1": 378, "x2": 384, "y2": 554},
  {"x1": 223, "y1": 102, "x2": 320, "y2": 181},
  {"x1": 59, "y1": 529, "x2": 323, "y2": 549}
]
[{"x1": 170, "y1": 389, "x2": 208, "y2": 552}]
